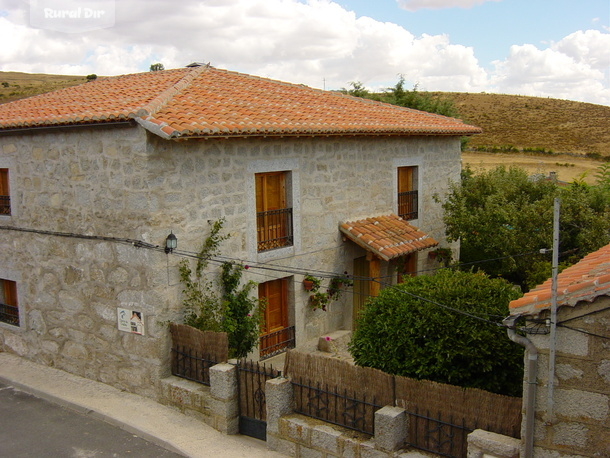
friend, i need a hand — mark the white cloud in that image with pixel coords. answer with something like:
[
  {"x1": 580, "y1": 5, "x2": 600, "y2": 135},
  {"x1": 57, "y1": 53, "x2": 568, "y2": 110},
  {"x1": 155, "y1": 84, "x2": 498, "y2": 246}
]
[
  {"x1": 0, "y1": 0, "x2": 607, "y2": 105},
  {"x1": 491, "y1": 41, "x2": 610, "y2": 104},
  {"x1": 396, "y1": 0, "x2": 500, "y2": 12},
  {"x1": 552, "y1": 30, "x2": 610, "y2": 70}
]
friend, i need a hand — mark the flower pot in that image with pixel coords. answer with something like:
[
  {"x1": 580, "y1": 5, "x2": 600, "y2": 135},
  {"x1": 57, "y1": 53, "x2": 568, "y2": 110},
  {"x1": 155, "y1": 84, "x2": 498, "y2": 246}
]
[{"x1": 303, "y1": 280, "x2": 315, "y2": 291}]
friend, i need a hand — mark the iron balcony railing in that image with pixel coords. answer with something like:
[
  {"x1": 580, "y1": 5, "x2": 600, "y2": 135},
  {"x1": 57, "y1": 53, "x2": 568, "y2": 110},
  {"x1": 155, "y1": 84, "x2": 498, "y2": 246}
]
[
  {"x1": 259, "y1": 325, "x2": 295, "y2": 360},
  {"x1": 256, "y1": 207, "x2": 293, "y2": 252},
  {"x1": 0, "y1": 302, "x2": 19, "y2": 326},
  {"x1": 0, "y1": 195, "x2": 10, "y2": 215},
  {"x1": 398, "y1": 190, "x2": 418, "y2": 220}
]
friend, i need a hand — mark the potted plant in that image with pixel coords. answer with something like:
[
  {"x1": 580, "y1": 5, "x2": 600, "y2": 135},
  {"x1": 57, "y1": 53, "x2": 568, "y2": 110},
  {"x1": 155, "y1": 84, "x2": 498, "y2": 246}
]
[
  {"x1": 303, "y1": 274, "x2": 321, "y2": 292},
  {"x1": 309, "y1": 273, "x2": 353, "y2": 311},
  {"x1": 429, "y1": 247, "x2": 453, "y2": 266}
]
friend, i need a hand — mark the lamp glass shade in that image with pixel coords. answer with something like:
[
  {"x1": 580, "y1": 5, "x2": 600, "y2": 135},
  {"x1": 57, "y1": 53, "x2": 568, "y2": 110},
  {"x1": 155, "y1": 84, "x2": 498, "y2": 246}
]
[{"x1": 165, "y1": 232, "x2": 177, "y2": 251}]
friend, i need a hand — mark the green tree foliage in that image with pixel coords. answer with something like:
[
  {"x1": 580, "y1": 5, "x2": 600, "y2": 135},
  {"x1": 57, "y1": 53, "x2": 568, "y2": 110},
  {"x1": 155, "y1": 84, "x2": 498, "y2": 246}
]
[
  {"x1": 179, "y1": 219, "x2": 263, "y2": 358},
  {"x1": 380, "y1": 76, "x2": 459, "y2": 118},
  {"x1": 149, "y1": 63, "x2": 165, "y2": 72},
  {"x1": 441, "y1": 165, "x2": 610, "y2": 290},
  {"x1": 341, "y1": 81, "x2": 370, "y2": 98},
  {"x1": 86, "y1": 74, "x2": 97, "y2": 81},
  {"x1": 349, "y1": 269, "x2": 523, "y2": 396}
]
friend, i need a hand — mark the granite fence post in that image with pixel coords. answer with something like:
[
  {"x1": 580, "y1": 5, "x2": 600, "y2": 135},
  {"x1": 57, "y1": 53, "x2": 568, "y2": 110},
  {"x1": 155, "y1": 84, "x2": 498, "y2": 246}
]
[
  {"x1": 374, "y1": 405, "x2": 407, "y2": 452},
  {"x1": 209, "y1": 363, "x2": 239, "y2": 434}
]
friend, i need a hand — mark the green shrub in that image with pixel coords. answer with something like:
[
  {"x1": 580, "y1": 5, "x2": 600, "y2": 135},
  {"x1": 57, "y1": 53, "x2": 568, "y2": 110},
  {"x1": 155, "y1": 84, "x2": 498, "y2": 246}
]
[{"x1": 349, "y1": 269, "x2": 524, "y2": 396}]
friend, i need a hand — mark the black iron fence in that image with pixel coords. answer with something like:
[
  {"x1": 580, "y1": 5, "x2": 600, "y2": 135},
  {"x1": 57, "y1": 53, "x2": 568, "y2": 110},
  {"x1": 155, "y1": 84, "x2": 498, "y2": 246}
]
[
  {"x1": 0, "y1": 195, "x2": 10, "y2": 215},
  {"x1": 170, "y1": 344, "x2": 218, "y2": 386},
  {"x1": 259, "y1": 325, "x2": 295, "y2": 360},
  {"x1": 398, "y1": 190, "x2": 418, "y2": 220},
  {"x1": 256, "y1": 208, "x2": 293, "y2": 252},
  {"x1": 292, "y1": 377, "x2": 382, "y2": 436},
  {"x1": 0, "y1": 302, "x2": 19, "y2": 326},
  {"x1": 407, "y1": 408, "x2": 472, "y2": 457}
]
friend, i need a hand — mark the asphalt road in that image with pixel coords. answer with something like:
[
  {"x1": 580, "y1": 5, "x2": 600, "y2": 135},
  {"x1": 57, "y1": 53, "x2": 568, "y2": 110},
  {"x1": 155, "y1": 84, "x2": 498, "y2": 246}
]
[{"x1": 0, "y1": 382, "x2": 184, "y2": 457}]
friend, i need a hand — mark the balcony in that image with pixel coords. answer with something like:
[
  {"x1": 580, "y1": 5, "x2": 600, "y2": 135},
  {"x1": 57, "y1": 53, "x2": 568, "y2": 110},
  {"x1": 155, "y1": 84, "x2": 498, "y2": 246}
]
[
  {"x1": 398, "y1": 190, "x2": 418, "y2": 220},
  {"x1": 0, "y1": 195, "x2": 10, "y2": 215},
  {"x1": 257, "y1": 207, "x2": 293, "y2": 252}
]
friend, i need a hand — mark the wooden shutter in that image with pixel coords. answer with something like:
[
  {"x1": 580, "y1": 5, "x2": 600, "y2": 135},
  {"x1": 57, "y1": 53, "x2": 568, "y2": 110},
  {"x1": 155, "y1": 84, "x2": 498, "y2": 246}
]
[
  {"x1": 397, "y1": 167, "x2": 413, "y2": 194},
  {"x1": 256, "y1": 172, "x2": 286, "y2": 212},
  {"x1": 259, "y1": 278, "x2": 287, "y2": 335},
  {"x1": 398, "y1": 166, "x2": 417, "y2": 220},
  {"x1": 2, "y1": 280, "x2": 17, "y2": 306},
  {"x1": 256, "y1": 172, "x2": 288, "y2": 250}
]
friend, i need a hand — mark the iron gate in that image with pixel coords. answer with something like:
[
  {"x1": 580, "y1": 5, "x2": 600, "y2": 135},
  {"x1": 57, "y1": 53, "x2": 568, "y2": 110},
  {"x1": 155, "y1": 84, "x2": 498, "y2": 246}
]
[{"x1": 236, "y1": 359, "x2": 281, "y2": 441}]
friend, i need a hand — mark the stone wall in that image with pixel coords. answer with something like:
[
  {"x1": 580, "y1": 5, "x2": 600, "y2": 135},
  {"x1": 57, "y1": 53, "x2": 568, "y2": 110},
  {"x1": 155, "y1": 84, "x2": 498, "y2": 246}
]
[
  {"x1": 266, "y1": 377, "x2": 417, "y2": 457},
  {"x1": 0, "y1": 124, "x2": 461, "y2": 398},
  {"x1": 526, "y1": 298, "x2": 610, "y2": 456}
]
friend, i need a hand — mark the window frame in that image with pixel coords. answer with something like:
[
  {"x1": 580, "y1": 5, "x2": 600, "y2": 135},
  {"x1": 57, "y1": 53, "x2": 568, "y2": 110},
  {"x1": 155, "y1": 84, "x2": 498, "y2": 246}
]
[
  {"x1": 0, "y1": 168, "x2": 11, "y2": 216},
  {"x1": 397, "y1": 165, "x2": 419, "y2": 221},
  {"x1": 255, "y1": 171, "x2": 294, "y2": 252},
  {"x1": 0, "y1": 278, "x2": 20, "y2": 327},
  {"x1": 247, "y1": 158, "x2": 300, "y2": 260}
]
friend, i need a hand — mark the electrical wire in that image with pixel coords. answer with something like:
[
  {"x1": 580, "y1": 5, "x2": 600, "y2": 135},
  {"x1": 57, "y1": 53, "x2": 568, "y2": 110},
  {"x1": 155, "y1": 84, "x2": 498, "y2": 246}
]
[
  {"x1": 556, "y1": 323, "x2": 610, "y2": 341},
  {"x1": 0, "y1": 224, "x2": 555, "y2": 328}
]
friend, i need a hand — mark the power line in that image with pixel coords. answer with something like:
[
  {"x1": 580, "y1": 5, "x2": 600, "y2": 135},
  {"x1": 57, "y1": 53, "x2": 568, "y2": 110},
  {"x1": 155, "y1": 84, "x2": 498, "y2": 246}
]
[{"x1": 0, "y1": 224, "x2": 549, "y2": 327}]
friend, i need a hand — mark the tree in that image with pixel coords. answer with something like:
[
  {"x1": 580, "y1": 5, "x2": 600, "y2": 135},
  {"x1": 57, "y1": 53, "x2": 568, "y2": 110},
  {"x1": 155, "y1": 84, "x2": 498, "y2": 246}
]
[
  {"x1": 341, "y1": 81, "x2": 371, "y2": 98},
  {"x1": 441, "y1": 165, "x2": 610, "y2": 290},
  {"x1": 179, "y1": 219, "x2": 263, "y2": 358},
  {"x1": 380, "y1": 76, "x2": 459, "y2": 118},
  {"x1": 149, "y1": 63, "x2": 165, "y2": 72},
  {"x1": 349, "y1": 269, "x2": 523, "y2": 396}
]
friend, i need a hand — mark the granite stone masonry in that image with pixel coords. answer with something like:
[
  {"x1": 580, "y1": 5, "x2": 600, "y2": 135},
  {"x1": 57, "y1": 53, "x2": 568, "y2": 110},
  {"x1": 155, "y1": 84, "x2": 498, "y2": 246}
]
[{"x1": 0, "y1": 121, "x2": 459, "y2": 400}]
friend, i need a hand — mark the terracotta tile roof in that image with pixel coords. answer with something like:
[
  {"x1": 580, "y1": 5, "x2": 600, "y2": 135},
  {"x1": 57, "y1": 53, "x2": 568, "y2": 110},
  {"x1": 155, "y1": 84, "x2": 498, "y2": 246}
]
[
  {"x1": 510, "y1": 243, "x2": 610, "y2": 316},
  {"x1": 0, "y1": 66, "x2": 482, "y2": 139},
  {"x1": 339, "y1": 214, "x2": 439, "y2": 261}
]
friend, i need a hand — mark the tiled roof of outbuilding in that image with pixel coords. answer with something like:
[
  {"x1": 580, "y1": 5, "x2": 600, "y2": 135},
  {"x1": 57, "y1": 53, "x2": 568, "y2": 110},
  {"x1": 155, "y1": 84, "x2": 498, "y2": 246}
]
[
  {"x1": 339, "y1": 214, "x2": 439, "y2": 261},
  {"x1": 0, "y1": 65, "x2": 482, "y2": 139},
  {"x1": 509, "y1": 243, "x2": 610, "y2": 316}
]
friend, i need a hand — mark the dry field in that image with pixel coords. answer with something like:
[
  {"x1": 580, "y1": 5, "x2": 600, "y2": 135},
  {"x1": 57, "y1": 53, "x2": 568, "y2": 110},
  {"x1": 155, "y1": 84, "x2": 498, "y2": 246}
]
[
  {"x1": 461, "y1": 151, "x2": 603, "y2": 184},
  {"x1": 0, "y1": 71, "x2": 87, "y2": 103},
  {"x1": 1, "y1": 71, "x2": 608, "y2": 185}
]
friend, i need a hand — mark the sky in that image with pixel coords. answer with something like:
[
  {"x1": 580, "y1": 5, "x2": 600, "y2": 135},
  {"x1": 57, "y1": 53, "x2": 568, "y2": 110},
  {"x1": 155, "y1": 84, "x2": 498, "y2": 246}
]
[{"x1": 0, "y1": 0, "x2": 609, "y2": 105}]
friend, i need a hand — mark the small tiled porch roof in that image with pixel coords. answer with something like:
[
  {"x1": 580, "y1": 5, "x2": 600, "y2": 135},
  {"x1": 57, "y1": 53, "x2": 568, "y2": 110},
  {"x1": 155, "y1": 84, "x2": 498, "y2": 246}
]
[
  {"x1": 339, "y1": 214, "x2": 438, "y2": 262},
  {"x1": 509, "y1": 243, "x2": 610, "y2": 316}
]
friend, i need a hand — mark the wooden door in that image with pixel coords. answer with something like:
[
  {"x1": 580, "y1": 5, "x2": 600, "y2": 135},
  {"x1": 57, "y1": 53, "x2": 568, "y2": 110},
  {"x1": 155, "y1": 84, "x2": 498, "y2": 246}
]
[
  {"x1": 352, "y1": 257, "x2": 370, "y2": 329},
  {"x1": 259, "y1": 278, "x2": 289, "y2": 357},
  {"x1": 397, "y1": 254, "x2": 417, "y2": 283}
]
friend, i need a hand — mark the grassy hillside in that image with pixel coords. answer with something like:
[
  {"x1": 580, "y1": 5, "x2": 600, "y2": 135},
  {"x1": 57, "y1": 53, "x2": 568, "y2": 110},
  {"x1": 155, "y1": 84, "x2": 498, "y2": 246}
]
[
  {"x1": 443, "y1": 92, "x2": 610, "y2": 157},
  {"x1": 0, "y1": 71, "x2": 88, "y2": 103}
]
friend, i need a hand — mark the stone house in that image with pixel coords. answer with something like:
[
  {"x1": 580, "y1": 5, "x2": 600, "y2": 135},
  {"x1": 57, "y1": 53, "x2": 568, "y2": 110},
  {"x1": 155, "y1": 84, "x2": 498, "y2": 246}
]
[
  {"x1": 503, "y1": 243, "x2": 610, "y2": 457},
  {"x1": 0, "y1": 64, "x2": 480, "y2": 398}
]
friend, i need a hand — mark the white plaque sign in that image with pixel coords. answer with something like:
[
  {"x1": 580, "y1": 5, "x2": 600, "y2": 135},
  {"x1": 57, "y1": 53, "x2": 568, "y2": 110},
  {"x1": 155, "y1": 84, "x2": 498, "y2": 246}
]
[{"x1": 117, "y1": 308, "x2": 145, "y2": 336}]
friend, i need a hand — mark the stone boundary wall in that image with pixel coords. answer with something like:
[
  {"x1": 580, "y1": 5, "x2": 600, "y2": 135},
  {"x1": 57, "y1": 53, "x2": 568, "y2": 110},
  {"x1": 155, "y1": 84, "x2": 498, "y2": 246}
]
[
  {"x1": 158, "y1": 363, "x2": 517, "y2": 458},
  {"x1": 158, "y1": 363, "x2": 238, "y2": 434}
]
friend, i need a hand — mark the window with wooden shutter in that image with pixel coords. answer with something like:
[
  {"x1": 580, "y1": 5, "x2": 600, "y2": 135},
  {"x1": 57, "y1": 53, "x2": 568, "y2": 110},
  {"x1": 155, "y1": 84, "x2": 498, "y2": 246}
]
[
  {"x1": 258, "y1": 278, "x2": 294, "y2": 358},
  {"x1": 0, "y1": 279, "x2": 19, "y2": 326},
  {"x1": 255, "y1": 171, "x2": 293, "y2": 252},
  {"x1": 0, "y1": 169, "x2": 10, "y2": 215},
  {"x1": 398, "y1": 166, "x2": 418, "y2": 220}
]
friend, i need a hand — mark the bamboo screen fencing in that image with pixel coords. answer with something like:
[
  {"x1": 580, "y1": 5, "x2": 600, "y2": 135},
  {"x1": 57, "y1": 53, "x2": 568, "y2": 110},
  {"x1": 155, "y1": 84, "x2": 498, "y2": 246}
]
[
  {"x1": 169, "y1": 323, "x2": 229, "y2": 363},
  {"x1": 284, "y1": 349, "x2": 521, "y2": 444}
]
